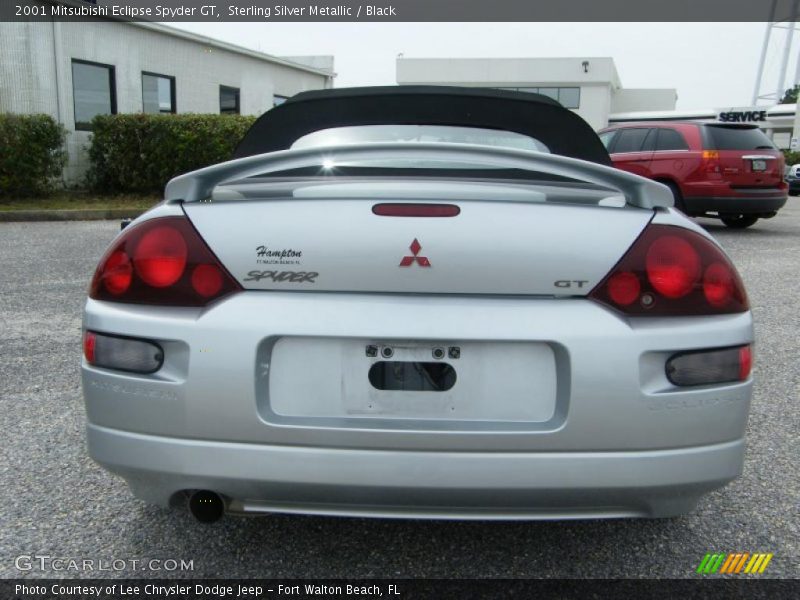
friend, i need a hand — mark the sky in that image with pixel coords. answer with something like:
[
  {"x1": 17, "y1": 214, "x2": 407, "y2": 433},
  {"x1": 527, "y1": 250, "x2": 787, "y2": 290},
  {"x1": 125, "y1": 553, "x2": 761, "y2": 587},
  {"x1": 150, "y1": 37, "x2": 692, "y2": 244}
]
[{"x1": 168, "y1": 22, "x2": 800, "y2": 110}]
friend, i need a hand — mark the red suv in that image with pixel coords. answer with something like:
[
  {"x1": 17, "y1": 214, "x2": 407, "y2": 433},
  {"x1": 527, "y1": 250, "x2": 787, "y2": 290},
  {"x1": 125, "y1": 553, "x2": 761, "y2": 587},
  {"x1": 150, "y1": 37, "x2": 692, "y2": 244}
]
[{"x1": 598, "y1": 122, "x2": 787, "y2": 228}]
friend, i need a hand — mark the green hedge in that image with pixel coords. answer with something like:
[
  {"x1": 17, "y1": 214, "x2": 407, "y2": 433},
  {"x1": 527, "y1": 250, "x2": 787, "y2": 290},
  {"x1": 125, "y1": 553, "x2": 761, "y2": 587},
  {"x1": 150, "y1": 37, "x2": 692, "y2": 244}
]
[
  {"x1": 782, "y1": 150, "x2": 800, "y2": 167},
  {"x1": 87, "y1": 114, "x2": 257, "y2": 194},
  {"x1": 0, "y1": 114, "x2": 66, "y2": 196}
]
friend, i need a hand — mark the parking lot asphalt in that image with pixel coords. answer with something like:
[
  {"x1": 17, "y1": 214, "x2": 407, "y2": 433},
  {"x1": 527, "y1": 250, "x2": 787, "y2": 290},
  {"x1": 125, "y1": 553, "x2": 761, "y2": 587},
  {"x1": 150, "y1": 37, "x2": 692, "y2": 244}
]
[{"x1": 0, "y1": 203, "x2": 798, "y2": 580}]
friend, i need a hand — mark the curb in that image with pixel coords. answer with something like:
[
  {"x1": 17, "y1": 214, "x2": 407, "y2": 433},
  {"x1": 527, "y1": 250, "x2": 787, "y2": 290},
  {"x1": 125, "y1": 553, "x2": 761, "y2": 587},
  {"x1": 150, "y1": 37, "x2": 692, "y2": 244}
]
[{"x1": 0, "y1": 209, "x2": 146, "y2": 222}]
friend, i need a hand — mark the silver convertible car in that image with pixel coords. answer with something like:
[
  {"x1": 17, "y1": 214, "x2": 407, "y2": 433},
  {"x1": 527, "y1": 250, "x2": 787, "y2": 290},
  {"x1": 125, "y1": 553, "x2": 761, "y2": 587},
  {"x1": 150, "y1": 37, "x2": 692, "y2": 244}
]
[{"x1": 82, "y1": 87, "x2": 753, "y2": 522}]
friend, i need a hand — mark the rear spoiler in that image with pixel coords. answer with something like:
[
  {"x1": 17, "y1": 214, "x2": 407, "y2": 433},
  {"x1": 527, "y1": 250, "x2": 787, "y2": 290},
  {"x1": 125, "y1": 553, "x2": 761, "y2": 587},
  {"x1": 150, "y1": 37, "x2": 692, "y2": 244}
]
[{"x1": 165, "y1": 142, "x2": 674, "y2": 210}]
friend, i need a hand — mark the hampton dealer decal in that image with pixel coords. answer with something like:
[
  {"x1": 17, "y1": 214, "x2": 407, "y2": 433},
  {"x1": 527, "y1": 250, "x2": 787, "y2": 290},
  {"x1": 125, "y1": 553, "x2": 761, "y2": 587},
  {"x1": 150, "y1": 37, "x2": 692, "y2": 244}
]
[{"x1": 256, "y1": 244, "x2": 303, "y2": 265}]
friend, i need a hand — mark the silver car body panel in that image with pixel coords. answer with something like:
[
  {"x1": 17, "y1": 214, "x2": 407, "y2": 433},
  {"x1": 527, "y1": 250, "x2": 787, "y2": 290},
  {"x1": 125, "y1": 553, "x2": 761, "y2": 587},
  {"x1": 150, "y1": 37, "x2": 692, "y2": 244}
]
[
  {"x1": 83, "y1": 146, "x2": 752, "y2": 519},
  {"x1": 183, "y1": 187, "x2": 653, "y2": 296}
]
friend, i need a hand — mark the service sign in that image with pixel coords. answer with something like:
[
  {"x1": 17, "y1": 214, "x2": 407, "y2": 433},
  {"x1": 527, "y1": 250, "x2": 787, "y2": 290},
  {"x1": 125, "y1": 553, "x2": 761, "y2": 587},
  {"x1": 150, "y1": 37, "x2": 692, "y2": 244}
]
[{"x1": 717, "y1": 108, "x2": 768, "y2": 123}]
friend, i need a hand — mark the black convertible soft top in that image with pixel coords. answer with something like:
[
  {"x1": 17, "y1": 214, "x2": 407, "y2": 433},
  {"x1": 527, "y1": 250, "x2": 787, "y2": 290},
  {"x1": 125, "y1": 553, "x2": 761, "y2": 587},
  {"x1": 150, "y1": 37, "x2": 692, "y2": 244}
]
[{"x1": 233, "y1": 86, "x2": 611, "y2": 165}]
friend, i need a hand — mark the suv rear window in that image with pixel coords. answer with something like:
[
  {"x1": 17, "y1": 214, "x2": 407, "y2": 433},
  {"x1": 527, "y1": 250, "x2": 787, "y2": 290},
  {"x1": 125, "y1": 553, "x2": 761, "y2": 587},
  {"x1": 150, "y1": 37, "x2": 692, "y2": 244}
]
[{"x1": 704, "y1": 125, "x2": 776, "y2": 151}]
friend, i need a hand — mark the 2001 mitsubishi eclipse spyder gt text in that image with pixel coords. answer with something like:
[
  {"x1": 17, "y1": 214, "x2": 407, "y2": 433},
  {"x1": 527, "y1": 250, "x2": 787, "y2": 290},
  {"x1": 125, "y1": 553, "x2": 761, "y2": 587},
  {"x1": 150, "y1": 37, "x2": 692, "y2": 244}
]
[{"x1": 81, "y1": 87, "x2": 753, "y2": 522}]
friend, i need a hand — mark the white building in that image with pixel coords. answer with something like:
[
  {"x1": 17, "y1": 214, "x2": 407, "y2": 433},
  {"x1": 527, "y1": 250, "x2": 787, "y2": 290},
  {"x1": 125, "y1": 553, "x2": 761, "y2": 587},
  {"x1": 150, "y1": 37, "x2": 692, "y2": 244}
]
[
  {"x1": 396, "y1": 57, "x2": 677, "y2": 131},
  {"x1": 396, "y1": 56, "x2": 800, "y2": 151},
  {"x1": 0, "y1": 19, "x2": 335, "y2": 182}
]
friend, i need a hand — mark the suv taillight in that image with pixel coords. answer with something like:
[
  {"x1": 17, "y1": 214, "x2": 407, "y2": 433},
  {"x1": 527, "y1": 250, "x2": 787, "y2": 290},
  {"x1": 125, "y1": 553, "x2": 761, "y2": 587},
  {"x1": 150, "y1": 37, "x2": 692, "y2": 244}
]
[
  {"x1": 589, "y1": 224, "x2": 748, "y2": 316},
  {"x1": 701, "y1": 150, "x2": 721, "y2": 174},
  {"x1": 89, "y1": 216, "x2": 241, "y2": 306}
]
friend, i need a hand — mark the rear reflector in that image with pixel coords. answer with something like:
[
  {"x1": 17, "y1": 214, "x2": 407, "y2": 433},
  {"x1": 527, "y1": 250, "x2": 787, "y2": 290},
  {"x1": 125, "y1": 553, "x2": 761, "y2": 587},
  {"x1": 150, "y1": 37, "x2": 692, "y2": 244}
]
[
  {"x1": 372, "y1": 203, "x2": 460, "y2": 217},
  {"x1": 739, "y1": 345, "x2": 753, "y2": 380},
  {"x1": 83, "y1": 331, "x2": 96, "y2": 364},
  {"x1": 666, "y1": 345, "x2": 752, "y2": 387},
  {"x1": 83, "y1": 331, "x2": 163, "y2": 374}
]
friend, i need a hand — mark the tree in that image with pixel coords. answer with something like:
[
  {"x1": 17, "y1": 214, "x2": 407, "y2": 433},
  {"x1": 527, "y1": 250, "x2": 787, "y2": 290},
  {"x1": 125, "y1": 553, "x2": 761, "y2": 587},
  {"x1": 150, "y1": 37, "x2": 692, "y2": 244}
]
[{"x1": 780, "y1": 84, "x2": 800, "y2": 104}]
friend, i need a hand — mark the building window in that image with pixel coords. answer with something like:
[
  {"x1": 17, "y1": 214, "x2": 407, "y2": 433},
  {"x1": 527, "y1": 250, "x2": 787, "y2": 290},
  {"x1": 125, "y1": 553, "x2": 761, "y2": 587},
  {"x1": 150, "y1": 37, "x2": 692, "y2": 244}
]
[
  {"x1": 557, "y1": 87, "x2": 581, "y2": 109},
  {"x1": 72, "y1": 59, "x2": 116, "y2": 130},
  {"x1": 273, "y1": 94, "x2": 289, "y2": 108},
  {"x1": 498, "y1": 86, "x2": 581, "y2": 109},
  {"x1": 537, "y1": 87, "x2": 560, "y2": 102},
  {"x1": 220, "y1": 86, "x2": 240, "y2": 115},
  {"x1": 142, "y1": 72, "x2": 176, "y2": 114}
]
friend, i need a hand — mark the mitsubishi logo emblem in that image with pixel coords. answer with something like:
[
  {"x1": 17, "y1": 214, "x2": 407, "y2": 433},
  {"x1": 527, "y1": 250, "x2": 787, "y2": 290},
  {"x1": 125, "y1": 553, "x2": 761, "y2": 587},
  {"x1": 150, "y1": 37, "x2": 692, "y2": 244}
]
[{"x1": 399, "y1": 238, "x2": 431, "y2": 267}]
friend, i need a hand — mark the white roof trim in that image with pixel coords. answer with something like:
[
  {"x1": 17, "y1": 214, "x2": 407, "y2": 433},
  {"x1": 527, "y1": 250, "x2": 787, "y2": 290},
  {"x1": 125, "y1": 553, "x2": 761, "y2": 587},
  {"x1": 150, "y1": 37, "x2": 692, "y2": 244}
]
[{"x1": 132, "y1": 22, "x2": 335, "y2": 78}]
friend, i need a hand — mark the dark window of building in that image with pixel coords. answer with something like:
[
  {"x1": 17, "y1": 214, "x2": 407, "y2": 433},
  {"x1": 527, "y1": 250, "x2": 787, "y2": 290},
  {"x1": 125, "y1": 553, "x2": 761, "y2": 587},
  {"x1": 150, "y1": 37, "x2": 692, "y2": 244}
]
[
  {"x1": 72, "y1": 59, "x2": 116, "y2": 130},
  {"x1": 558, "y1": 87, "x2": 581, "y2": 109},
  {"x1": 273, "y1": 94, "x2": 289, "y2": 108},
  {"x1": 655, "y1": 128, "x2": 689, "y2": 151},
  {"x1": 496, "y1": 86, "x2": 580, "y2": 109},
  {"x1": 537, "y1": 87, "x2": 560, "y2": 102},
  {"x1": 220, "y1": 86, "x2": 240, "y2": 115},
  {"x1": 612, "y1": 128, "x2": 652, "y2": 153},
  {"x1": 142, "y1": 72, "x2": 176, "y2": 114}
]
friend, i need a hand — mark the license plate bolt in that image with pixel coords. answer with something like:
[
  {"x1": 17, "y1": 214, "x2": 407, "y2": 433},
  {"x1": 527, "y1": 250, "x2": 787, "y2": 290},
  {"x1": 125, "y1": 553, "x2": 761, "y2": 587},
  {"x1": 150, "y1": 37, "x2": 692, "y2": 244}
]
[
  {"x1": 365, "y1": 345, "x2": 378, "y2": 357},
  {"x1": 448, "y1": 346, "x2": 460, "y2": 359}
]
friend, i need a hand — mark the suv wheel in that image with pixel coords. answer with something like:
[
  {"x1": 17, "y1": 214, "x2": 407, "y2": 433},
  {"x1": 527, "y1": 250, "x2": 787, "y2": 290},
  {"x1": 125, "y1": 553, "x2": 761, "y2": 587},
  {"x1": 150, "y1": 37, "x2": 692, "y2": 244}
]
[
  {"x1": 663, "y1": 182, "x2": 687, "y2": 213},
  {"x1": 721, "y1": 215, "x2": 759, "y2": 229}
]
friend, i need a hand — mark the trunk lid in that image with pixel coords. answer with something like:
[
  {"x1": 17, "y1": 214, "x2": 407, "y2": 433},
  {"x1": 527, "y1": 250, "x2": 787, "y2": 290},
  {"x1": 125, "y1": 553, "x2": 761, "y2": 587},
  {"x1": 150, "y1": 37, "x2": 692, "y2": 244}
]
[{"x1": 184, "y1": 179, "x2": 653, "y2": 296}]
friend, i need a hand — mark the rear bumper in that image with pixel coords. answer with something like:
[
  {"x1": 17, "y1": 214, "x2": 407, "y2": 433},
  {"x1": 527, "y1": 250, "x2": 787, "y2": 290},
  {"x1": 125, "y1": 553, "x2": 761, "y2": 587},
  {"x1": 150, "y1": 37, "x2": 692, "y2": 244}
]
[
  {"x1": 82, "y1": 287, "x2": 753, "y2": 519},
  {"x1": 88, "y1": 424, "x2": 745, "y2": 519},
  {"x1": 684, "y1": 194, "x2": 787, "y2": 216}
]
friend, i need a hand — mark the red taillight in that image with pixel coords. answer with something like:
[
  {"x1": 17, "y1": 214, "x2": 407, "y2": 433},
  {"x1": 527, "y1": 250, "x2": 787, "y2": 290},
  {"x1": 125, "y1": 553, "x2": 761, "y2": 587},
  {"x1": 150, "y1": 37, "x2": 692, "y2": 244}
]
[
  {"x1": 589, "y1": 224, "x2": 748, "y2": 316},
  {"x1": 101, "y1": 250, "x2": 133, "y2": 296},
  {"x1": 607, "y1": 271, "x2": 640, "y2": 306},
  {"x1": 191, "y1": 264, "x2": 224, "y2": 298},
  {"x1": 134, "y1": 225, "x2": 188, "y2": 287},
  {"x1": 645, "y1": 236, "x2": 701, "y2": 298},
  {"x1": 90, "y1": 216, "x2": 241, "y2": 307},
  {"x1": 701, "y1": 150, "x2": 721, "y2": 174},
  {"x1": 703, "y1": 262, "x2": 734, "y2": 307}
]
